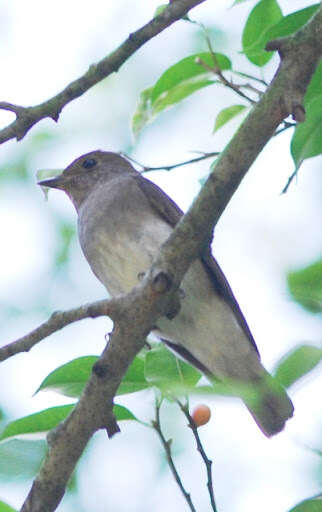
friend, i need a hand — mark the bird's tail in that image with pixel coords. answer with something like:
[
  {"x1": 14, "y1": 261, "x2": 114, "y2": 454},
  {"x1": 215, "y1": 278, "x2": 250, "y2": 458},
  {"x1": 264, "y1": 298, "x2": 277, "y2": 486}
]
[{"x1": 238, "y1": 373, "x2": 294, "y2": 437}]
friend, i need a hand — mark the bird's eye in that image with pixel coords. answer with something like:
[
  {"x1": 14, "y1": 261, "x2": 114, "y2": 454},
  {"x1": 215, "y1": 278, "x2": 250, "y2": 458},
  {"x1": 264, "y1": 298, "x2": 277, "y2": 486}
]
[{"x1": 82, "y1": 158, "x2": 97, "y2": 169}]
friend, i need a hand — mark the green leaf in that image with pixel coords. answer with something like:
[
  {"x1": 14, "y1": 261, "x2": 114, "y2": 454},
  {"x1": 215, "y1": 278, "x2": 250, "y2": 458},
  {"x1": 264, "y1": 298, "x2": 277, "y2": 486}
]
[
  {"x1": 36, "y1": 168, "x2": 63, "y2": 182},
  {"x1": 289, "y1": 496, "x2": 322, "y2": 512},
  {"x1": 55, "y1": 220, "x2": 75, "y2": 266},
  {"x1": 145, "y1": 344, "x2": 201, "y2": 394},
  {"x1": 274, "y1": 345, "x2": 322, "y2": 388},
  {"x1": 131, "y1": 87, "x2": 153, "y2": 139},
  {"x1": 0, "y1": 405, "x2": 75, "y2": 442},
  {"x1": 232, "y1": 0, "x2": 255, "y2": 5},
  {"x1": 305, "y1": 61, "x2": 322, "y2": 106},
  {"x1": 36, "y1": 356, "x2": 98, "y2": 397},
  {"x1": 242, "y1": 0, "x2": 283, "y2": 66},
  {"x1": 131, "y1": 52, "x2": 231, "y2": 135},
  {"x1": 36, "y1": 355, "x2": 149, "y2": 398},
  {"x1": 152, "y1": 76, "x2": 214, "y2": 114},
  {"x1": 287, "y1": 258, "x2": 322, "y2": 312},
  {"x1": 0, "y1": 404, "x2": 137, "y2": 443},
  {"x1": 0, "y1": 501, "x2": 17, "y2": 512},
  {"x1": 291, "y1": 96, "x2": 322, "y2": 168},
  {"x1": 36, "y1": 168, "x2": 63, "y2": 199},
  {"x1": 153, "y1": 3, "x2": 190, "y2": 22},
  {"x1": 0, "y1": 439, "x2": 45, "y2": 480},
  {"x1": 213, "y1": 104, "x2": 247, "y2": 132},
  {"x1": 151, "y1": 52, "x2": 231, "y2": 104},
  {"x1": 154, "y1": 4, "x2": 168, "y2": 18},
  {"x1": 117, "y1": 356, "x2": 150, "y2": 395},
  {"x1": 266, "y1": 4, "x2": 320, "y2": 40},
  {"x1": 113, "y1": 404, "x2": 138, "y2": 422}
]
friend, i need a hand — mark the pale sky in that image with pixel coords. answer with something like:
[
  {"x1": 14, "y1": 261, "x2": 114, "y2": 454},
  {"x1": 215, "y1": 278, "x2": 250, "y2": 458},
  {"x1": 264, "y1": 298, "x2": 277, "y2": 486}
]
[{"x1": 0, "y1": 1, "x2": 321, "y2": 511}]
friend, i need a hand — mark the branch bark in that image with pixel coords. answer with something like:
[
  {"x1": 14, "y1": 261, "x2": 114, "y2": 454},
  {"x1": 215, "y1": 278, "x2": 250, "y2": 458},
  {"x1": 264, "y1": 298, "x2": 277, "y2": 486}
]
[
  {"x1": 17, "y1": 5, "x2": 322, "y2": 512},
  {"x1": 0, "y1": 298, "x2": 119, "y2": 362},
  {"x1": 0, "y1": 0, "x2": 205, "y2": 146}
]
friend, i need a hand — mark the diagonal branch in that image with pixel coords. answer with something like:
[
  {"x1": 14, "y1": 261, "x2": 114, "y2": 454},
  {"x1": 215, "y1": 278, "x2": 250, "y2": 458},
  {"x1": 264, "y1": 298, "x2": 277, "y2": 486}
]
[
  {"x1": 0, "y1": 0, "x2": 205, "y2": 146},
  {"x1": 18, "y1": 5, "x2": 322, "y2": 512},
  {"x1": 0, "y1": 298, "x2": 120, "y2": 363}
]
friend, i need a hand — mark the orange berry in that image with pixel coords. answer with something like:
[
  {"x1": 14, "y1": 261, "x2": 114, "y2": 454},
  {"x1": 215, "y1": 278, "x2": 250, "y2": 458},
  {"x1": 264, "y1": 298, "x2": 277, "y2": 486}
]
[{"x1": 191, "y1": 404, "x2": 211, "y2": 427}]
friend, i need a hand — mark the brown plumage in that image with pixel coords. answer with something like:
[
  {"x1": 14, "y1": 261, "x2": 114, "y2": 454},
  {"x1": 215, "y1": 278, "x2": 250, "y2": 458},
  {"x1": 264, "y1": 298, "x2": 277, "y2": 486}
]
[{"x1": 39, "y1": 150, "x2": 294, "y2": 436}]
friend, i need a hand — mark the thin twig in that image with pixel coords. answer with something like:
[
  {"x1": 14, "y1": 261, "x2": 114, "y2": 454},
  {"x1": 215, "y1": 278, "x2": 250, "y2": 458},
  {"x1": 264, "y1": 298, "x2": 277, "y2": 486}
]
[
  {"x1": 281, "y1": 167, "x2": 300, "y2": 194},
  {"x1": 232, "y1": 71, "x2": 268, "y2": 87},
  {"x1": 196, "y1": 57, "x2": 256, "y2": 104},
  {"x1": 195, "y1": 28, "x2": 256, "y2": 104},
  {"x1": 152, "y1": 398, "x2": 197, "y2": 512},
  {"x1": 121, "y1": 151, "x2": 220, "y2": 173},
  {"x1": 274, "y1": 120, "x2": 296, "y2": 136},
  {"x1": 177, "y1": 400, "x2": 218, "y2": 512}
]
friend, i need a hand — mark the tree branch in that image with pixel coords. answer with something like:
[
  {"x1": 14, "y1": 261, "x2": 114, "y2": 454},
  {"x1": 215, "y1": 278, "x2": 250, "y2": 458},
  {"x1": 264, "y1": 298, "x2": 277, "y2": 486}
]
[
  {"x1": 0, "y1": 298, "x2": 121, "y2": 363},
  {"x1": 121, "y1": 151, "x2": 220, "y2": 173},
  {"x1": 18, "y1": 5, "x2": 322, "y2": 512},
  {"x1": 0, "y1": 0, "x2": 205, "y2": 146}
]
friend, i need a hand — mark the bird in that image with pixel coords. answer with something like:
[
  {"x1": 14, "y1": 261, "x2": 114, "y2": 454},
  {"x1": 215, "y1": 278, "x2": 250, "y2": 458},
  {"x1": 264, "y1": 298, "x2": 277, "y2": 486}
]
[{"x1": 39, "y1": 150, "x2": 294, "y2": 437}]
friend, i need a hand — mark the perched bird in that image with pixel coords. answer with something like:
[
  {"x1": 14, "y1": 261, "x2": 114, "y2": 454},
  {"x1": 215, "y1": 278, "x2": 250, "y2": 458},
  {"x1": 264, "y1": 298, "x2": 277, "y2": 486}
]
[{"x1": 39, "y1": 150, "x2": 293, "y2": 436}]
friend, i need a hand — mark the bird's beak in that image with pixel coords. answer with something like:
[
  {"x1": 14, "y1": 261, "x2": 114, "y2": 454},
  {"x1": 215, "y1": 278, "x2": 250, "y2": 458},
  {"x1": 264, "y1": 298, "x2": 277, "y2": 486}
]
[{"x1": 38, "y1": 174, "x2": 66, "y2": 189}]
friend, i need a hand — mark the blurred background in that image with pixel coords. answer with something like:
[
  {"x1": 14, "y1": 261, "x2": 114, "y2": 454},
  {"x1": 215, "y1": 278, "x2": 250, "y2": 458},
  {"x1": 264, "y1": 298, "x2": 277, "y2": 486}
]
[{"x1": 0, "y1": 0, "x2": 321, "y2": 511}]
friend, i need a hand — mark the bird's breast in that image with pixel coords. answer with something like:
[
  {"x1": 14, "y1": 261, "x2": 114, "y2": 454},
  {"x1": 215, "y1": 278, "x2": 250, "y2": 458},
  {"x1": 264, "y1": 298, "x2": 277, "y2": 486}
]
[{"x1": 78, "y1": 198, "x2": 172, "y2": 295}]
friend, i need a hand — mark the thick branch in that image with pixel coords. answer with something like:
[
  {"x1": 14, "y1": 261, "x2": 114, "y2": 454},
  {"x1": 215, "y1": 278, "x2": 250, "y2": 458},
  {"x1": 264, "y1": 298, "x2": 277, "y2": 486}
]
[
  {"x1": 156, "y1": 6, "x2": 322, "y2": 280},
  {"x1": 0, "y1": 0, "x2": 205, "y2": 145},
  {"x1": 19, "y1": 5, "x2": 322, "y2": 512}
]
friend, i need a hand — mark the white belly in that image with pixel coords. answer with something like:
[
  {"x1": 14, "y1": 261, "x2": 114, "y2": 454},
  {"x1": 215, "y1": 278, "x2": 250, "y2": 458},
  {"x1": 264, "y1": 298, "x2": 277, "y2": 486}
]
[{"x1": 78, "y1": 198, "x2": 262, "y2": 381}]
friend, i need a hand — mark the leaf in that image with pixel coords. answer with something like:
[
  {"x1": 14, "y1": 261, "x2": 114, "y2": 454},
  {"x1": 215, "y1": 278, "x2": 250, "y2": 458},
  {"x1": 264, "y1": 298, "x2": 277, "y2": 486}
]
[
  {"x1": 291, "y1": 95, "x2": 322, "y2": 168},
  {"x1": 0, "y1": 405, "x2": 75, "y2": 442},
  {"x1": 113, "y1": 404, "x2": 138, "y2": 422},
  {"x1": 213, "y1": 104, "x2": 247, "y2": 133},
  {"x1": 242, "y1": 0, "x2": 283, "y2": 66},
  {"x1": 287, "y1": 259, "x2": 322, "y2": 312},
  {"x1": 232, "y1": 0, "x2": 254, "y2": 5},
  {"x1": 0, "y1": 439, "x2": 46, "y2": 480},
  {"x1": 36, "y1": 168, "x2": 63, "y2": 199},
  {"x1": 36, "y1": 355, "x2": 149, "y2": 398},
  {"x1": 288, "y1": 496, "x2": 322, "y2": 512},
  {"x1": 151, "y1": 52, "x2": 231, "y2": 104},
  {"x1": 153, "y1": 4, "x2": 191, "y2": 22},
  {"x1": 55, "y1": 220, "x2": 75, "y2": 266},
  {"x1": 266, "y1": 4, "x2": 320, "y2": 40},
  {"x1": 131, "y1": 87, "x2": 153, "y2": 139},
  {"x1": 152, "y1": 76, "x2": 215, "y2": 115},
  {"x1": 131, "y1": 52, "x2": 231, "y2": 136},
  {"x1": 154, "y1": 5, "x2": 168, "y2": 18},
  {"x1": 305, "y1": 61, "x2": 322, "y2": 106},
  {"x1": 117, "y1": 356, "x2": 151, "y2": 395},
  {"x1": 0, "y1": 404, "x2": 137, "y2": 443},
  {"x1": 145, "y1": 344, "x2": 201, "y2": 394},
  {"x1": 36, "y1": 356, "x2": 98, "y2": 397},
  {"x1": 0, "y1": 501, "x2": 17, "y2": 512},
  {"x1": 274, "y1": 345, "x2": 322, "y2": 388},
  {"x1": 36, "y1": 168, "x2": 63, "y2": 182}
]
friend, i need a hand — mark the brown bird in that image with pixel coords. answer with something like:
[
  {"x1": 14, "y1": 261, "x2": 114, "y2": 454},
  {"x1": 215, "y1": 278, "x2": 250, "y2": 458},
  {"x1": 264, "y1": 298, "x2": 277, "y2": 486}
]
[{"x1": 39, "y1": 150, "x2": 294, "y2": 436}]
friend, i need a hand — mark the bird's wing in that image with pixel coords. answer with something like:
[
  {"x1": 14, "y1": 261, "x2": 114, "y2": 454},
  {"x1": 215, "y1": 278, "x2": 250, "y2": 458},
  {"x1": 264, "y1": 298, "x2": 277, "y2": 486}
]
[
  {"x1": 134, "y1": 173, "x2": 259, "y2": 355},
  {"x1": 134, "y1": 173, "x2": 183, "y2": 225}
]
